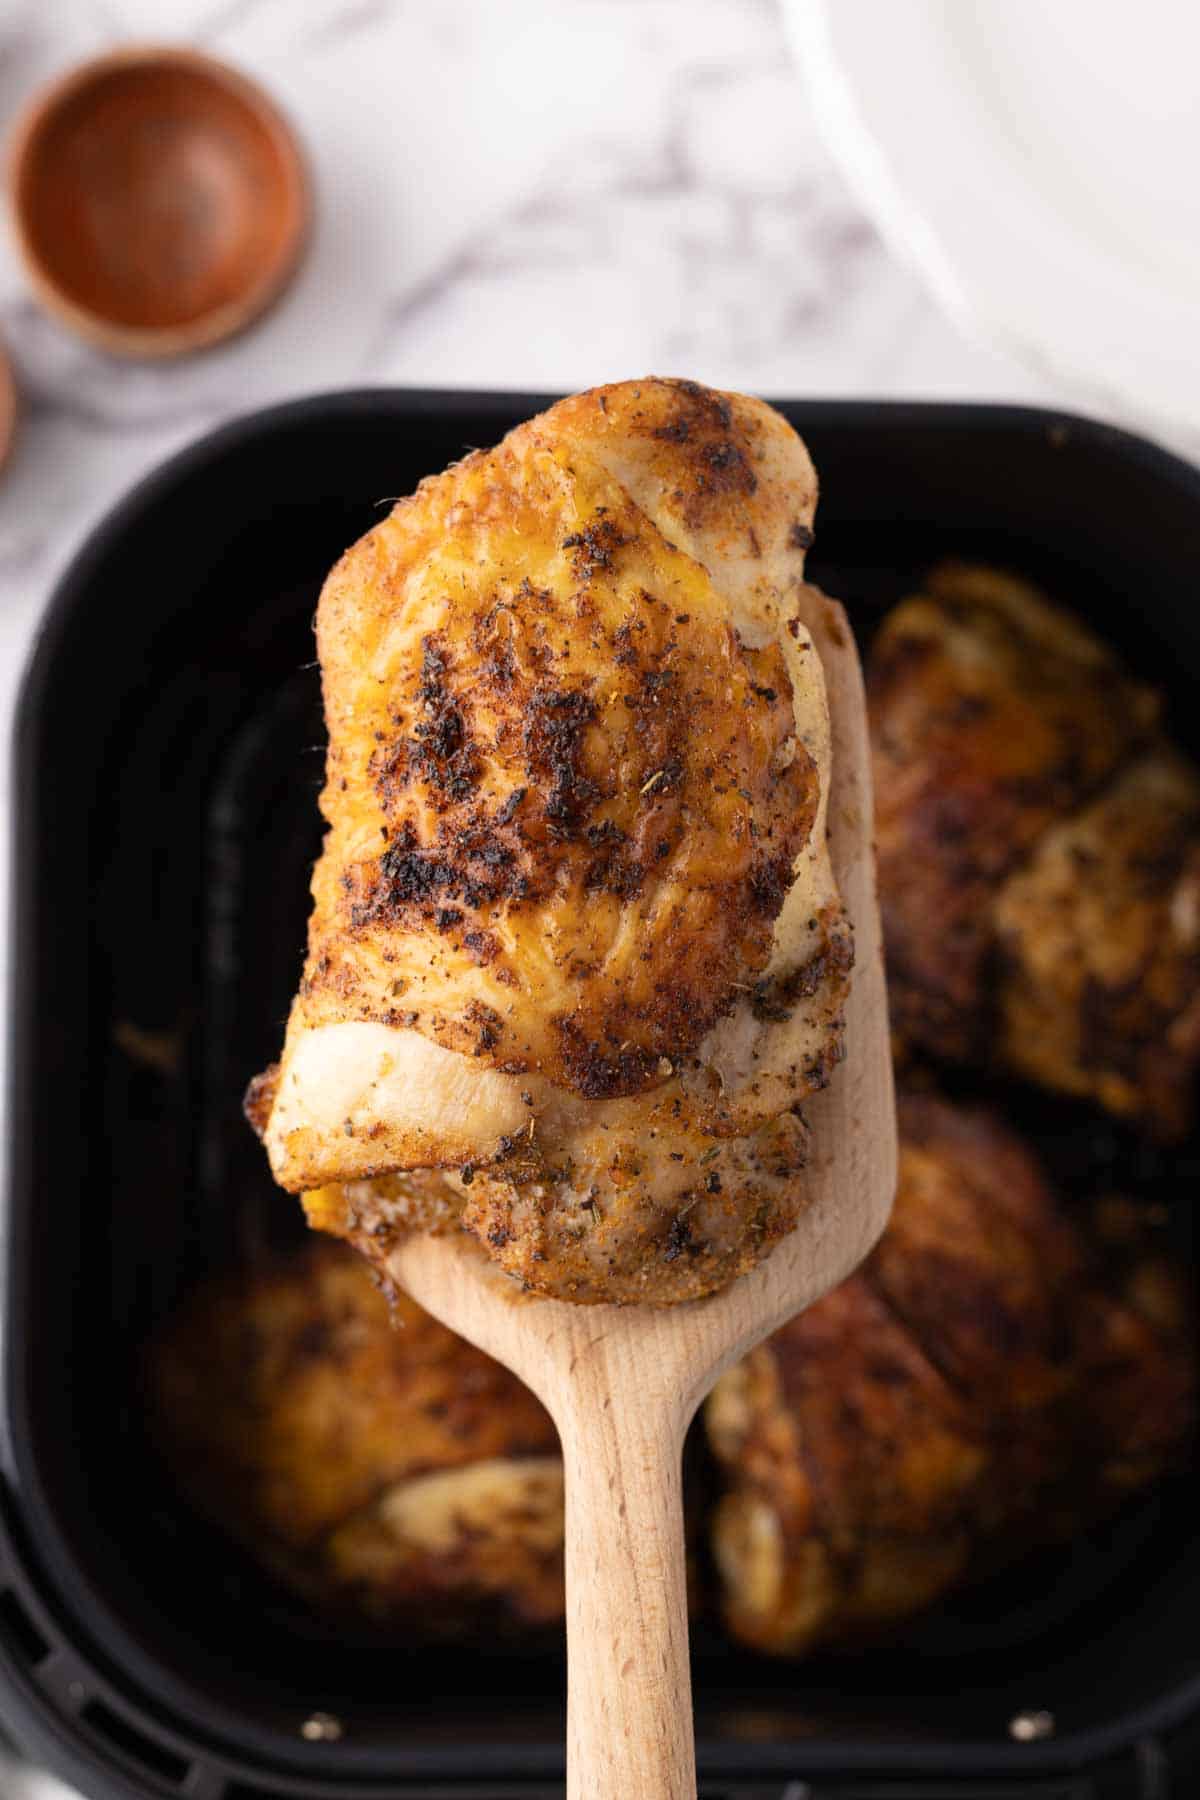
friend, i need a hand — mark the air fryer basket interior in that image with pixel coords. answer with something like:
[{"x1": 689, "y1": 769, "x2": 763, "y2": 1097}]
[{"x1": 6, "y1": 393, "x2": 1200, "y2": 1793}]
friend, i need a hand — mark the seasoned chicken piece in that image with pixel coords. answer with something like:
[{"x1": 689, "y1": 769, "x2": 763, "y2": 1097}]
[
  {"x1": 869, "y1": 561, "x2": 1156, "y2": 1059},
  {"x1": 868, "y1": 560, "x2": 1200, "y2": 1135},
  {"x1": 707, "y1": 1274, "x2": 986, "y2": 1653},
  {"x1": 323, "y1": 1455, "x2": 565, "y2": 1631},
  {"x1": 254, "y1": 380, "x2": 850, "y2": 1303},
  {"x1": 867, "y1": 1093, "x2": 1081, "y2": 1418},
  {"x1": 1065, "y1": 1196, "x2": 1196, "y2": 1501},
  {"x1": 301, "y1": 1169, "x2": 461, "y2": 1265},
  {"x1": 707, "y1": 1091, "x2": 1194, "y2": 1656},
  {"x1": 301, "y1": 1105, "x2": 813, "y2": 1307},
  {"x1": 995, "y1": 749, "x2": 1200, "y2": 1137},
  {"x1": 147, "y1": 1240, "x2": 564, "y2": 1633}
]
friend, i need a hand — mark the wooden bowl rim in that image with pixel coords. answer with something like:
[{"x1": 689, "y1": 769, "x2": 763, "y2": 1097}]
[
  {"x1": 6, "y1": 44, "x2": 310, "y2": 360},
  {"x1": 0, "y1": 340, "x2": 16, "y2": 474}
]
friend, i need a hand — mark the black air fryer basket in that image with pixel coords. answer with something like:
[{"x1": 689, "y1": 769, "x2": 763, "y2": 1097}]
[{"x1": 3, "y1": 391, "x2": 1200, "y2": 1800}]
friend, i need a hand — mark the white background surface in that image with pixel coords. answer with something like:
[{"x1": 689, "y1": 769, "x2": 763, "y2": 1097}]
[
  {"x1": 0, "y1": 0, "x2": 1078, "y2": 702},
  {"x1": 0, "y1": 1, "x2": 1192, "y2": 1793},
  {"x1": 790, "y1": 0, "x2": 1200, "y2": 448}
]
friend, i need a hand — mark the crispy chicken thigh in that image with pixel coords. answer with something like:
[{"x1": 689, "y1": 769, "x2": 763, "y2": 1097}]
[
  {"x1": 870, "y1": 561, "x2": 1156, "y2": 1060},
  {"x1": 869, "y1": 561, "x2": 1200, "y2": 1135},
  {"x1": 148, "y1": 1241, "x2": 565, "y2": 1633},
  {"x1": 995, "y1": 749, "x2": 1200, "y2": 1136},
  {"x1": 254, "y1": 380, "x2": 850, "y2": 1302},
  {"x1": 706, "y1": 1091, "x2": 1194, "y2": 1656},
  {"x1": 153, "y1": 1103, "x2": 1192, "y2": 1648}
]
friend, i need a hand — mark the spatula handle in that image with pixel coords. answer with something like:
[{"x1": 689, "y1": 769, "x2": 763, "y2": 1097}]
[{"x1": 558, "y1": 1397, "x2": 695, "y2": 1800}]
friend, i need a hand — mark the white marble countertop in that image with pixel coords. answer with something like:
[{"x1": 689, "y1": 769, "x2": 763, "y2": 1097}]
[
  {"x1": 0, "y1": 0, "x2": 1074, "y2": 669},
  {"x1": 5, "y1": 0, "x2": 1179, "y2": 756},
  {"x1": 0, "y1": 1, "x2": 1188, "y2": 1794}
]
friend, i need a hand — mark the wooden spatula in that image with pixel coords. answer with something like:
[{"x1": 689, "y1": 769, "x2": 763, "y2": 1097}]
[{"x1": 386, "y1": 587, "x2": 896, "y2": 1800}]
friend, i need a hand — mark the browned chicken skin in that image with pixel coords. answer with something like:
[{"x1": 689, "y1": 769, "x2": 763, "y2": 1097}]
[
  {"x1": 869, "y1": 560, "x2": 1200, "y2": 1135},
  {"x1": 155, "y1": 1100, "x2": 1192, "y2": 1649},
  {"x1": 706, "y1": 1090, "x2": 1193, "y2": 1656},
  {"x1": 148, "y1": 1240, "x2": 565, "y2": 1633},
  {"x1": 995, "y1": 749, "x2": 1200, "y2": 1136},
  {"x1": 254, "y1": 380, "x2": 851, "y2": 1303}
]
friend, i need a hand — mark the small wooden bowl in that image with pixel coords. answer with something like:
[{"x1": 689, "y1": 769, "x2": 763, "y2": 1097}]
[
  {"x1": 0, "y1": 341, "x2": 16, "y2": 473},
  {"x1": 7, "y1": 47, "x2": 308, "y2": 358}
]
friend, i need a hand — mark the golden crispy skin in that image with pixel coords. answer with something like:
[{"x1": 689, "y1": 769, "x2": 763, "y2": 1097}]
[
  {"x1": 257, "y1": 380, "x2": 850, "y2": 1303},
  {"x1": 323, "y1": 1455, "x2": 565, "y2": 1632},
  {"x1": 147, "y1": 1240, "x2": 564, "y2": 1633},
  {"x1": 708, "y1": 1275, "x2": 985, "y2": 1655},
  {"x1": 868, "y1": 1092, "x2": 1082, "y2": 1417},
  {"x1": 153, "y1": 1109, "x2": 1192, "y2": 1649},
  {"x1": 994, "y1": 750, "x2": 1200, "y2": 1137},
  {"x1": 870, "y1": 561, "x2": 1157, "y2": 1059},
  {"x1": 302, "y1": 1169, "x2": 461, "y2": 1266},
  {"x1": 311, "y1": 444, "x2": 815, "y2": 1091},
  {"x1": 706, "y1": 1090, "x2": 1194, "y2": 1656},
  {"x1": 304, "y1": 1106, "x2": 812, "y2": 1307}
]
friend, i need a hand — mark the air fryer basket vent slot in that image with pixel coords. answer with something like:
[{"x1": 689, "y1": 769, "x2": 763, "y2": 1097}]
[
  {"x1": 0, "y1": 1587, "x2": 49, "y2": 1668},
  {"x1": 80, "y1": 1698, "x2": 190, "y2": 1786}
]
